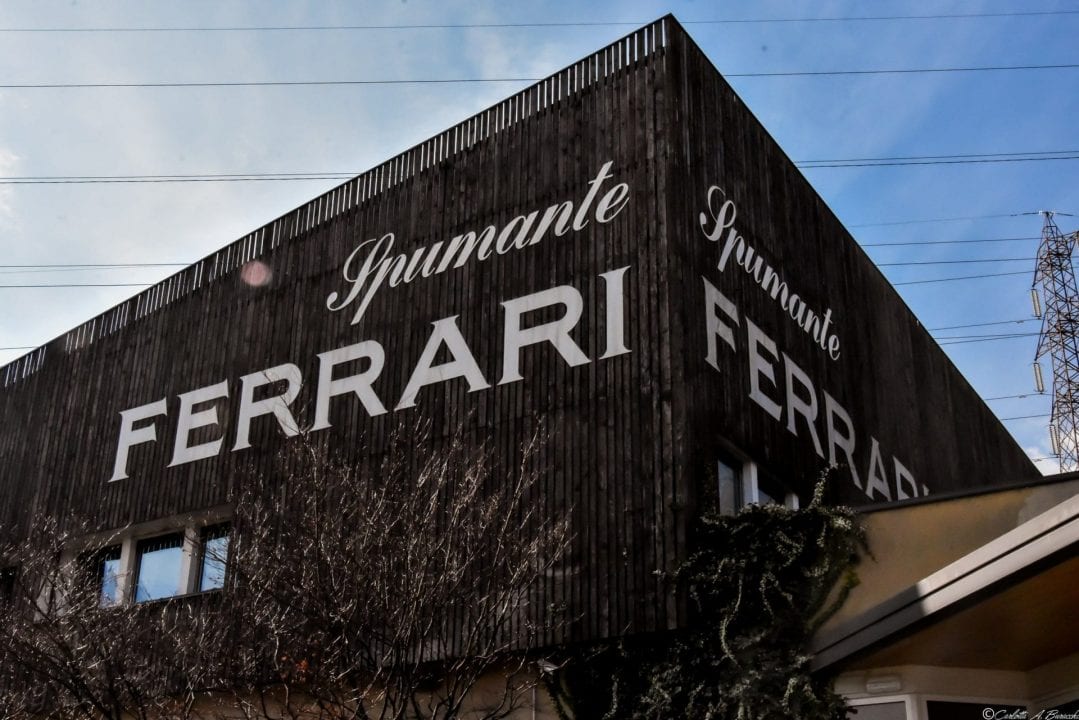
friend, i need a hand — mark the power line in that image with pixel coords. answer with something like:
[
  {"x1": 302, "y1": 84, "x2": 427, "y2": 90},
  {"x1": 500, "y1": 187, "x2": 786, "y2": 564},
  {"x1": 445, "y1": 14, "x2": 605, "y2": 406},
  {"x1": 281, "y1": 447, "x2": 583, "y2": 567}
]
[
  {"x1": 0, "y1": 258, "x2": 1048, "y2": 274},
  {"x1": 0, "y1": 78, "x2": 536, "y2": 90},
  {"x1": 1, "y1": 11, "x2": 1076, "y2": 32},
  {"x1": 0, "y1": 265, "x2": 187, "y2": 277},
  {"x1": 801, "y1": 155, "x2": 1079, "y2": 168},
  {"x1": 0, "y1": 262, "x2": 1053, "y2": 278},
  {"x1": 800, "y1": 150, "x2": 1079, "y2": 168},
  {"x1": 983, "y1": 392, "x2": 1047, "y2": 401},
  {"x1": 798, "y1": 149, "x2": 1079, "y2": 164},
  {"x1": 0, "y1": 268, "x2": 1040, "y2": 289},
  {"x1": 0, "y1": 268, "x2": 145, "y2": 276},
  {"x1": 927, "y1": 318, "x2": 1035, "y2": 331},
  {"x1": 932, "y1": 334, "x2": 1040, "y2": 343},
  {"x1": 5, "y1": 154, "x2": 1078, "y2": 187},
  {"x1": 0, "y1": 320, "x2": 1052, "y2": 379},
  {"x1": 0, "y1": 174, "x2": 353, "y2": 185},
  {"x1": 877, "y1": 257, "x2": 1034, "y2": 267},
  {"x1": 653, "y1": 64, "x2": 1079, "y2": 78},
  {"x1": 850, "y1": 213, "x2": 1036, "y2": 227},
  {"x1": 893, "y1": 270, "x2": 1031, "y2": 285},
  {"x1": 937, "y1": 332, "x2": 1041, "y2": 345},
  {"x1": 1, "y1": 63, "x2": 1077, "y2": 91},
  {"x1": 1000, "y1": 413, "x2": 1051, "y2": 421},
  {"x1": 0, "y1": 262, "x2": 188, "y2": 269},
  {"x1": 862, "y1": 237, "x2": 1039, "y2": 247},
  {"x1": 0, "y1": 283, "x2": 152, "y2": 288}
]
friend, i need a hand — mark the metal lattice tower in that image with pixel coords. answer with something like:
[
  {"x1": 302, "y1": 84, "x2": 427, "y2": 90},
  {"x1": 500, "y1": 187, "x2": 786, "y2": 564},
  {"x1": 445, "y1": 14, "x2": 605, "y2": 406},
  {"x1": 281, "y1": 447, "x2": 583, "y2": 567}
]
[{"x1": 1032, "y1": 211, "x2": 1079, "y2": 471}]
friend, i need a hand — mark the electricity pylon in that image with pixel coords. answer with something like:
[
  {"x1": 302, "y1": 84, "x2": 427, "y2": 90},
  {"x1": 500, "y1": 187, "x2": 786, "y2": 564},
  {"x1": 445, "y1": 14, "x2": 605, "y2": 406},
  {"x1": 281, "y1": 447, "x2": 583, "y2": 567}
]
[{"x1": 1032, "y1": 211, "x2": 1079, "y2": 472}]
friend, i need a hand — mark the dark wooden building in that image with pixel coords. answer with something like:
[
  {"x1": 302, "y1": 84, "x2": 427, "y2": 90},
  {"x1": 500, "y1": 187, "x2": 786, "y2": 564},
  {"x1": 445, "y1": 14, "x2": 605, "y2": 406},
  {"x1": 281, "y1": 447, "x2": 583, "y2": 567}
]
[{"x1": 0, "y1": 17, "x2": 1039, "y2": 643}]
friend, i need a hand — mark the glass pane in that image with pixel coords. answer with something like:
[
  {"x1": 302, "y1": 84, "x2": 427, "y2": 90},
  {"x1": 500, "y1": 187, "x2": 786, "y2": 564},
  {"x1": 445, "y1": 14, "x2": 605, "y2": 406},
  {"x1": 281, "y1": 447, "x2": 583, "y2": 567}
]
[
  {"x1": 97, "y1": 546, "x2": 122, "y2": 607},
  {"x1": 199, "y1": 525, "x2": 229, "y2": 591},
  {"x1": 926, "y1": 702, "x2": 1025, "y2": 720},
  {"x1": 851, "y1": 702, "x2": 907, "y2": 720},
  {"x1": 135, "y1": 534, "x2": 184, "y2": 603},
  {"x1": 0, "y1": 567, "x2": 17, "y2": 604},
  {"x1": 718, "y1": 458, "x2": 740, "y2": 515},
  {"x1": 757, "y1": 475, "x2": 784, "y2": 506}
]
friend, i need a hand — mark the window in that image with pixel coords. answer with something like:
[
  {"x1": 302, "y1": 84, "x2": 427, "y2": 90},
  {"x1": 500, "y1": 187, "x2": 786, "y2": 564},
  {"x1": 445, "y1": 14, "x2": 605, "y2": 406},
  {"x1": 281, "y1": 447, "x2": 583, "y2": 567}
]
[
  {"x1": 134, "y1": 533, "x2": 184, "y2": 603},
  {"x1": 717, "y1": 456, "x2": 742, "y2": 515},
  {"x1": 0, "y1": 566, "x2": 16, "y2": 605},
  {"x1": 94, "y1": 545, "x2": 123, "y2": 607},
  {"x1": 758, "y1": 474, "x2": 784, "y2": 506},
  {"x1": 716, "y1": 454, "x2": 800, "y2": 513},
  {"x1": 197, "y1": 523, "x2": 230, "y2": 592},
  {"x1": 757, "y1": 471, "x2": 800, "y2": 509},
  {"x1": 69, "y1": 517, "x2": 231, "y2": 607}
]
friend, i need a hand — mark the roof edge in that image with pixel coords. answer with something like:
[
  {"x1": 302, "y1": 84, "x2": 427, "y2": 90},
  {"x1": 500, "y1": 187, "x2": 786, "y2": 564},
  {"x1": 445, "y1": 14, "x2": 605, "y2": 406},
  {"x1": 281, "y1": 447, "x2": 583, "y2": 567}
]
[{"x1": 811, "y1": 492, "x2": 1079, "y2": 672}]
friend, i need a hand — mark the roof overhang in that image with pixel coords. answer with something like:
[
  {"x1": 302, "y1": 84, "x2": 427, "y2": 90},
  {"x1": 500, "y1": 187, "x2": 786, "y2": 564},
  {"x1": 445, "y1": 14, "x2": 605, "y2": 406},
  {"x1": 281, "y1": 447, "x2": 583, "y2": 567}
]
[{"x1": 812, "y1": 493, "x2": 1079, "y2": 673}]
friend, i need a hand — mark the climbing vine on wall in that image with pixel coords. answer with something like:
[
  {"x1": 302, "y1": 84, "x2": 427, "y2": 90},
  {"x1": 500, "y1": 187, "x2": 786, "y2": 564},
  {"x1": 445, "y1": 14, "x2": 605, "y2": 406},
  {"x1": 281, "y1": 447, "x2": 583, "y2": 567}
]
[{"x1": 548, "y1": 475, "x2": 867, "y2": 720}]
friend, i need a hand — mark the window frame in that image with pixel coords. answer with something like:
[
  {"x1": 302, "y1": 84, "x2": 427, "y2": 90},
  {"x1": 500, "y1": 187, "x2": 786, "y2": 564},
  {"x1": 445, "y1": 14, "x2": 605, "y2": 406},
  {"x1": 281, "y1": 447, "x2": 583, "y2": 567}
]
[
  {"x1": 67, "y1": 512, "x2": 231, "y2": 608},
  {"x1": 716, "y1": 452, "x2": 743, "y2": 516},
  {"x1": 84, "y1": 544, "x2": 123, "y2": 608},
  {"x1": 714, "y1": 447, "x2": 802, "y2": 515},
  {"x1": 195, "y1": 522, "x2": 231, "y2": 593}
]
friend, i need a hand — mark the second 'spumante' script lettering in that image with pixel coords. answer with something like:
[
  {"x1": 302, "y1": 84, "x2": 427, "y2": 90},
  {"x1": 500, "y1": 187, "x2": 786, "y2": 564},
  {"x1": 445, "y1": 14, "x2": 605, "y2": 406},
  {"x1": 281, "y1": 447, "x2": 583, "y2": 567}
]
[{"x1": 699, "y1": 185, "x2": 841, "y2": 361}]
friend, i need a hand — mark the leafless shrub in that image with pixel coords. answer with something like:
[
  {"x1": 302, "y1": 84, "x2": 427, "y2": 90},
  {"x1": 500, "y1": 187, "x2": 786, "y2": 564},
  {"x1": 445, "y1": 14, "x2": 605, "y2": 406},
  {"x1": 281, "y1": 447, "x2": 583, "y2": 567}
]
[
  {"x1": 0, "y1": 518, "x2": 218, "y2": 719},
  {"x1": 219, "y1": 422, "x2": 570, "y2": 719},
  {"x1": 0, "y1": 423, "x2": 566, "y2": 719}
]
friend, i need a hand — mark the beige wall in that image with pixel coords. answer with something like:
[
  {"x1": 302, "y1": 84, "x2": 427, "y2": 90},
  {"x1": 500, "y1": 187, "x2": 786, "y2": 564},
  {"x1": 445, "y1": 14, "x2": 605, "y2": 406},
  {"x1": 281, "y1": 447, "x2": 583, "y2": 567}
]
[
  {"x1": 178, "y1": 667, "x2": 563, "y2": 719},
  {"x1": 834, "y1": 664, "x2": 1028, "y2": 702},
  {"x1": 1028, "y1": 653, "x2": 1079, "y2": 710},
  {"x1": 821, "y1": 478, "x2": 1079, "y2": 635},
  {"x1": 834, "y1": 655, "x2": 1079, "y2": 713}
]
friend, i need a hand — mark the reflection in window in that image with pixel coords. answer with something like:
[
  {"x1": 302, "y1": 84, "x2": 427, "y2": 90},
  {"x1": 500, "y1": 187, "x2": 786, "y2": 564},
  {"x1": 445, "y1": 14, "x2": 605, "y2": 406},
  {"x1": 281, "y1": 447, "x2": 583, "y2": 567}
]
[
  {"x1": 134, "y1": 534, "x2": 184, "y2": 603},
  {"x1": 0, "y1": 567, "x2": 16, "y2": 605},
  {"x1": 850, "y1": 702, "x2": 906, "y2": 720},
  {"x1": 718, "y1": 457, "x2": 742, "y2": 515},
  {"x1": 757, "y1": 485, "x2": 776, "y2": 506},
  {"x1": 758, "y1": 474, "x2": 800, "y2": 508},
  {"x1": 198, "y1": 524, "x2": 230, "y2": 592},
  {"x1": 926, "y1": 702, "x2": 1025, "y2": 720},
  {"x1": 96, "y1": 546, "x2": 123, "y2": 607}
]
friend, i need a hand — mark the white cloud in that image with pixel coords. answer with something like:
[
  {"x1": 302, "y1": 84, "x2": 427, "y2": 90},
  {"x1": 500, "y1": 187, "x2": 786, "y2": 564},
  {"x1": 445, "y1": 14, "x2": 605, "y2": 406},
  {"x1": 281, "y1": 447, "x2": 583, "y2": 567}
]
[
  {"x1": 1024, "y1": 445, "x2": 1059, "y2": 476},
  {"x1": 0, "y1": 146, "x2": 18, "y2": 229}
]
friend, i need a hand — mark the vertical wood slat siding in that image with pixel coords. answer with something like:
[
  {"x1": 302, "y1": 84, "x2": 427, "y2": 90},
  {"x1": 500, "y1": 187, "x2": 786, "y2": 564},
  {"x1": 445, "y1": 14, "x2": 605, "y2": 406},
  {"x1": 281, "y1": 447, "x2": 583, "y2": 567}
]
[
  {"x1": 0, "y1": 17, "x2": 680, "y2": 647},
  {"x1": 661, "y1": 26, "x2": 1039, "y2": 511}
]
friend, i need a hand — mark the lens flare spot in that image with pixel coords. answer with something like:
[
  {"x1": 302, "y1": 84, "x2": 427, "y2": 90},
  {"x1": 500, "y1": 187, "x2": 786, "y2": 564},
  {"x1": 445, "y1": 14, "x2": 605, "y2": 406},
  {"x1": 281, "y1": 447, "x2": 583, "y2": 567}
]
[{"x1": 241, "y1": 261, "x2": 272, "y2": 287}]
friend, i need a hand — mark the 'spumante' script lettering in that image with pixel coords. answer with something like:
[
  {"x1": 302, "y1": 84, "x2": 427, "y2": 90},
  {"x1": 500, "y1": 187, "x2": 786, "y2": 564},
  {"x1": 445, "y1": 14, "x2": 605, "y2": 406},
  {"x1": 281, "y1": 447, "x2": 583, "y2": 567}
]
[
  {"x1": 699, "y1": 186, "x2": 842, "y2": 361},
  {"x1": 327, "y1": 160, "x2": 630, "y2": 326}
]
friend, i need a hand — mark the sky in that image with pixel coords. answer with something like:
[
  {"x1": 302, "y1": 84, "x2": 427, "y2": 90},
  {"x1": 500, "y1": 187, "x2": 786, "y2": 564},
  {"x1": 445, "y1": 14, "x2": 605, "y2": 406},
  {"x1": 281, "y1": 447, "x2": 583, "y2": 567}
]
[{"x1": 0, "y1": 0, "x2": 1076, "y2": 474}]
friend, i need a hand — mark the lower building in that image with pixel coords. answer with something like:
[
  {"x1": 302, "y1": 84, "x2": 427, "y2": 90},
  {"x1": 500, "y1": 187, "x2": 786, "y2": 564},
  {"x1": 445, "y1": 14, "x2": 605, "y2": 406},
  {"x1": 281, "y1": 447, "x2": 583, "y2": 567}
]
[{"x1": 814, "y1": 474, "x2": 1079, "y2": 717}]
